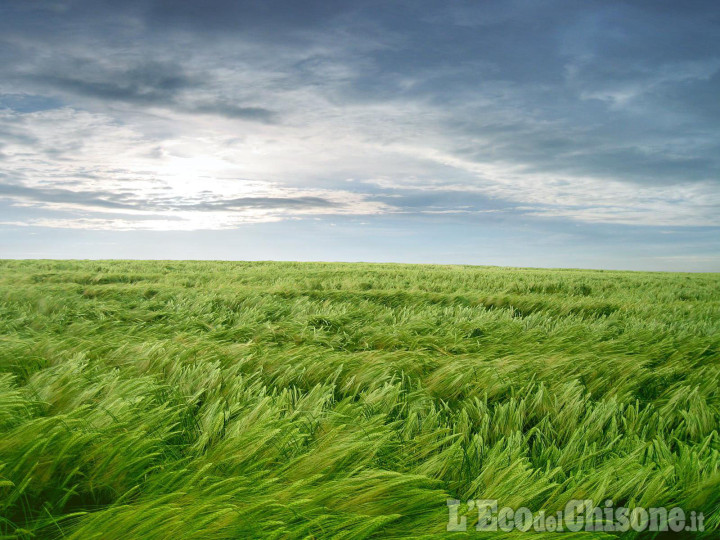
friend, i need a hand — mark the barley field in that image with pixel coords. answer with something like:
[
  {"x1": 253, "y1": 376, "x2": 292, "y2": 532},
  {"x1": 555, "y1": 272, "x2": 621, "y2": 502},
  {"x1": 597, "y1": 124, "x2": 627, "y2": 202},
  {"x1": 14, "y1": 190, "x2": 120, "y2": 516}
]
[{"x1": 0, "y1": 260, "x2": 718, "y2": 538}]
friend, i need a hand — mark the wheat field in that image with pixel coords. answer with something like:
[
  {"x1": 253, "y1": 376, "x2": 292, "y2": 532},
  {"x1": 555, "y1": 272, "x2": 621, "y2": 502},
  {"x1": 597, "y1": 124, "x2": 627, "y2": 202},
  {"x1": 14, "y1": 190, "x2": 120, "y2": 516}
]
[{"x1": 0, "y1": 260, "x2": 718, "y2": 538}]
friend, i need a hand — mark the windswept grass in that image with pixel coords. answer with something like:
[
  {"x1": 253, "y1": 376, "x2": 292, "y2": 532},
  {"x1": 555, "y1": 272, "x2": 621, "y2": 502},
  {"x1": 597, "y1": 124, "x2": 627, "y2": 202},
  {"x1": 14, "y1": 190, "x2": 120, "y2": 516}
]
[{"x1": 0, "y1": 260, "x2": 718, "y2": 538}]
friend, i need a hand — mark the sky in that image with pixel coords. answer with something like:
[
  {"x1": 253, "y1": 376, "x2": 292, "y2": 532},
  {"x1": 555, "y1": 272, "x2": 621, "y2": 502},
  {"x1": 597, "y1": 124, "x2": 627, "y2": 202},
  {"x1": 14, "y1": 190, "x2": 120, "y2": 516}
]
[{"x1": 1, "y1": 0, "x2": 719, "y2": 271}]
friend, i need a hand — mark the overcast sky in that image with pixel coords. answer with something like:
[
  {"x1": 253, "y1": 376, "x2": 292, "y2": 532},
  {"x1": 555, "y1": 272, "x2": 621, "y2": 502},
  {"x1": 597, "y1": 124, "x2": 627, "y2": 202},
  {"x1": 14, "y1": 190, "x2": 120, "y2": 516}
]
[{"x1": 1, "y1": 0, "x2": 719, "y2": 270}]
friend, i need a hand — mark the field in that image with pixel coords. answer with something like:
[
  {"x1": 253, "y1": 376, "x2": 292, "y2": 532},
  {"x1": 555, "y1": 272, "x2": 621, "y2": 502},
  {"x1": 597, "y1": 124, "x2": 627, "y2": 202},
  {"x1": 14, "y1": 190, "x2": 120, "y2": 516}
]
[{"x1": 0, "y1": 260, "x2": 718, "y2": 538}]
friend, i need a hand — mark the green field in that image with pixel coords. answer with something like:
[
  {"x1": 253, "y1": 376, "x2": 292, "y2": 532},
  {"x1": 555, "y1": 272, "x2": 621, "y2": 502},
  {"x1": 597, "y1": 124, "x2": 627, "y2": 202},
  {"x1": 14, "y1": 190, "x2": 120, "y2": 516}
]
[{"x1": 1, "y1": 260, "x2": 718, "y2": 538}]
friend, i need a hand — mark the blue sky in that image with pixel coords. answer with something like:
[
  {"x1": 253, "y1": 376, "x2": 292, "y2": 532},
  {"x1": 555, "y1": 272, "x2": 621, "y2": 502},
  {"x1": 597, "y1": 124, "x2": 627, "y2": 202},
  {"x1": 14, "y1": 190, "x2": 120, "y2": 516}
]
[{"x1": 1, "y1": 0, "x2": 719, "y2": 270}]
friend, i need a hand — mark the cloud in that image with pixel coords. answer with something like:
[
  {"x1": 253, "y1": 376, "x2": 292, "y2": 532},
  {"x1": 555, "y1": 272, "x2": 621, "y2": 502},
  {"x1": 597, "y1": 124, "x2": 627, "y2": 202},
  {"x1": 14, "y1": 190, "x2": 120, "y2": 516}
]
[
  {"x1": 0, "y1": 182, "x2": 138, "y2": 210},
  {"x1": 7, "y1": 56, "x2": 279, "y2": 122},
  {"x1": 0, "y1": 180, "x2": 390, "y2": 230},
  {"x1": 144, "y1": 0, "x2": 354, "y2": 36},
  {"x1": 186, "y1": 196, "x2": 337, "y2": 211},
  {"x1": 186, "y1": 101, "x2": 277, "y2": 122},
  {"x1": 0, "y1": 0, "x2": 718, "y2": 237},
  {"x1": 0, "y1": 183, "x2": 342, "y2": 211},
  {"x1": 27, "y1": 60, "x2": 194, "y2": 105}
]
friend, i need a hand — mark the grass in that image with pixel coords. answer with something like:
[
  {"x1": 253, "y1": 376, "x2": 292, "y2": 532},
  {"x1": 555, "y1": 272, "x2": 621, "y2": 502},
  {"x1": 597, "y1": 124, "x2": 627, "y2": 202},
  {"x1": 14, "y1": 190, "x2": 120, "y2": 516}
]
[{"x1": 0, "y1": 260, "x2": 718, "y2": 538}]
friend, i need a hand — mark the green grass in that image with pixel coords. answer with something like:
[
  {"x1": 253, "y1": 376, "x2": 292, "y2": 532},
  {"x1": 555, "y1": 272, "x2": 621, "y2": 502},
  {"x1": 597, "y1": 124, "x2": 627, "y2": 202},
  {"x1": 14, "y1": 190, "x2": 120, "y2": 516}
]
[{"x1": 0, "y1": 260, "x2": 718, "y2": 538}]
